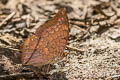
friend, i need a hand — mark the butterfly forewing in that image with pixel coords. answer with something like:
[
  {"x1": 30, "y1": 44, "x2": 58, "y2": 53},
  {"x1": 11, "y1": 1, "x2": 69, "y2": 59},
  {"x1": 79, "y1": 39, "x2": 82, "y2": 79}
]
[{"x1": 21, "y1": 8, "x2": 69, "y2": 66}]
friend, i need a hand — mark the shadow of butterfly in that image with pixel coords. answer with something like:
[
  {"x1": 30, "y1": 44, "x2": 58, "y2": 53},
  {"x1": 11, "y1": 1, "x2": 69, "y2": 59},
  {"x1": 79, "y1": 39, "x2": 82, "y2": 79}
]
[{"x1": 20, "y1": 8, "x2": 69, "y2": 67}]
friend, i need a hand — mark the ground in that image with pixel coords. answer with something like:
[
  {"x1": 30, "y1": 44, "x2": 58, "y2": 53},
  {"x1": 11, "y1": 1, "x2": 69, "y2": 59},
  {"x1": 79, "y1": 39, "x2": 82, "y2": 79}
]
[{"x1": 0, "y1": 0, "x2": 120, "y2": 80}]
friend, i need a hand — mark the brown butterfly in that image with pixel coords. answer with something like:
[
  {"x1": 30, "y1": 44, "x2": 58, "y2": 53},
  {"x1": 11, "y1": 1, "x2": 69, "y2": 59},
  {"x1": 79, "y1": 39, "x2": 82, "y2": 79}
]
[{"x1": 20, "y1": 8, "x2": 69, "y2": 67}]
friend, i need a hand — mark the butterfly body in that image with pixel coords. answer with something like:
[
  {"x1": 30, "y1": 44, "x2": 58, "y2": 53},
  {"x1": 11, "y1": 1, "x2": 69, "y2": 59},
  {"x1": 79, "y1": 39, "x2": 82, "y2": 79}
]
[{"x1": 21, "y1": 8, "x2": 69, "y2": 66}]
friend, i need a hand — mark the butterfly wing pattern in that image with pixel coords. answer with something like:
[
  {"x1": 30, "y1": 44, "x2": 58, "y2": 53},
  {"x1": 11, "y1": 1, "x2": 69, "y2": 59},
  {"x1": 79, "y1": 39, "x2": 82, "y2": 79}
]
[{"x1": 21, "y1": 8, "x2": 69, "y2": 66}]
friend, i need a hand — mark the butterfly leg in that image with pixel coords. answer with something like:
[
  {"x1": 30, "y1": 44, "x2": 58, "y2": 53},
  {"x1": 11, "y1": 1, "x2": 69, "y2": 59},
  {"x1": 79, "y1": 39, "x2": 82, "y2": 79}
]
[
  {"x1": 63, "y1": 52, "x2": 68, "y2": 57},
  {"x1": 22, "y1": 65, "x2": 49, "y2": 79}
]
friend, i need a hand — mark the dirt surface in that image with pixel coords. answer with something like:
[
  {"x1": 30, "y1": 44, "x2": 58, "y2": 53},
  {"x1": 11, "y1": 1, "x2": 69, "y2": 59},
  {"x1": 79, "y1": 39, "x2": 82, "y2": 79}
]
[{"x1": 0, "y1": 0, "x2": 120, "y2": 80}]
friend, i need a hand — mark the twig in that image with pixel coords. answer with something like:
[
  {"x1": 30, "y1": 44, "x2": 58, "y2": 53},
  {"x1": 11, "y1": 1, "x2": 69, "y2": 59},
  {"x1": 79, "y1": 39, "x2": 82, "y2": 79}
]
[
  {"x1": 0, "y1": 72, "x2": 35, "y2": 79},
  {"x1": 111, "y1": 74, "x2": 120, "y2": 78},
  {"x1": 106, "y1": 74, "x2": 120, "y2": 79},
  {"x1": 94, "y1": 5, "x2": 110, "y2": 19},
  {"x1": 66, "y1": 45, "x2": 83, "y2": 52},
  {"x1": 71, "y1": 27, "x2": 90, "y2": 43},
  {"x1": 0, "y1": 12, "x2": 16, "y2": 27},
  {"x1": 0, "y1": 55, "x2": 18, "y2": 74},
  {"x1": 0, "y1": 45, "x2": 20, "y2": 51}
]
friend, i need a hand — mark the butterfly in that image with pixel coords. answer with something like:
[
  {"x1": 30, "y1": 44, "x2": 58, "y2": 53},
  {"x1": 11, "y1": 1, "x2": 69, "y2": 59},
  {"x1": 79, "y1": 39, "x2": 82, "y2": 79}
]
[{"x1": 20, "y1": 8, "x2": 69, "y2": 67}]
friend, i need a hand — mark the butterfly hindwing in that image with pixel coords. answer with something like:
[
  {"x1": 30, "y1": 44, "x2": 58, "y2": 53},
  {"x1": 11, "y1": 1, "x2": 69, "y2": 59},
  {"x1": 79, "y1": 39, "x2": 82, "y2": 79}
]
[{"x1": 21, "y1": 8, "x2": 69, "y2": 66}]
